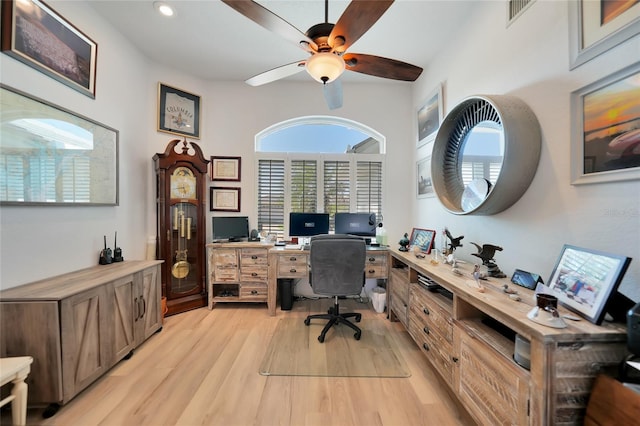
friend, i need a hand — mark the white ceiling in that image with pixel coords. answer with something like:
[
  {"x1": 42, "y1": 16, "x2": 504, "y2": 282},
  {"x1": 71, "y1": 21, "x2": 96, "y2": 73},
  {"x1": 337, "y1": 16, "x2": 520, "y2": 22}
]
[{"x1": 88, "y1": 0, "x2": 481, "y2": 84}]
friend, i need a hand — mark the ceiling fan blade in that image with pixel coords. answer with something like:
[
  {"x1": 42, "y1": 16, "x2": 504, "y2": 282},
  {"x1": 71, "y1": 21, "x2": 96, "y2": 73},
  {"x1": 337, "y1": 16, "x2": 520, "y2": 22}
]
[
  {"x1": 323, "y1": 78, "x2": 343, "y2": 110},
  {"x1": 246, "y1": 61, "x2": 306, "y2": 86},
  {"x1": 328, "y1": 0, "x2": 394, "y2": 53},
  {"x1": 343, "y1": 53, "x2": 423, "y2": 81},
  {"x1": 222, "y1": 1, "x2": 317, "y2": 52}
]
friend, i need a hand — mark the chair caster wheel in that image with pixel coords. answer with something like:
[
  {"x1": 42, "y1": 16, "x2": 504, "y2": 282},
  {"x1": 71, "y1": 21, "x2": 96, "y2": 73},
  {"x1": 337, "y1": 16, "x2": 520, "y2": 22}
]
[
  {"x1": 304, "y1": 318, "x2": 311, "y2": 326},
  {"x1": 318, "y1": 335, "x2": 325, "y2": 343},
  {"x1": 354, "y1": 332, "x2": 361, "y2": 340}
]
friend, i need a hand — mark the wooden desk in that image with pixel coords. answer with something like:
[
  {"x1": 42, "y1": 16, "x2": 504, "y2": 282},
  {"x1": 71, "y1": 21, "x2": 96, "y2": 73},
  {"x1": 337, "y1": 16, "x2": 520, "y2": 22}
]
[
  {"x1": 388, "y1": 248, "x2": 628, "y2": 425},
  {"x1": 268, "y1": 246, "x2": 388, "y2": 316},
  {"x1": 0, "y1": 356, "x2": 33, "y2": 426}
]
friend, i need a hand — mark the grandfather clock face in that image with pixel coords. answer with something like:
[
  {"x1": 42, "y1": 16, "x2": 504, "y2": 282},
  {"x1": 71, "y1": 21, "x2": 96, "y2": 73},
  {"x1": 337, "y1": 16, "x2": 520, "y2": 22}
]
[{"x1": 170, "y1": 166, "x2": 197, "y2": 200}]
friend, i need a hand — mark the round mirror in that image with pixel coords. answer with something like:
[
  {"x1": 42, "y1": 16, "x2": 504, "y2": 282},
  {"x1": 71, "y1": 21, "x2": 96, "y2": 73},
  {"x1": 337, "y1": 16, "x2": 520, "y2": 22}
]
[{"x1": 431, "y1": 95, "x2": 541, "y2": 215}]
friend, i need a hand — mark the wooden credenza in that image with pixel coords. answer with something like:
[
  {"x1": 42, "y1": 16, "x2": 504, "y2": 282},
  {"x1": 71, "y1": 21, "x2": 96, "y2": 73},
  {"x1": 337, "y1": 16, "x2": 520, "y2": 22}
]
[
  {"x1": 0, "y1": 260, "x2": 163, "y2": 409},
  {"x1": 388, "y1": 248, "x2": 627, "y2": 425}
]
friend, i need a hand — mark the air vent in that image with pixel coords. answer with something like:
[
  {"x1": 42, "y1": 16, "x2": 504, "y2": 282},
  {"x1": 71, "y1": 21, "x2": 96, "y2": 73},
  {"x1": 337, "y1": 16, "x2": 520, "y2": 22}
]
[{"x1": 508, "y1": 0, "x2": 535, "y2": 24}]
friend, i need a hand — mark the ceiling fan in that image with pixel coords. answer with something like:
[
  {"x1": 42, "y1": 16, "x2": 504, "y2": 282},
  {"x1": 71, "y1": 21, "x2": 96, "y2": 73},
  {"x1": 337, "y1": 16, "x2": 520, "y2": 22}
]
[{"x1": 222, "y1": 0, "x2": 423, "y2": 109}]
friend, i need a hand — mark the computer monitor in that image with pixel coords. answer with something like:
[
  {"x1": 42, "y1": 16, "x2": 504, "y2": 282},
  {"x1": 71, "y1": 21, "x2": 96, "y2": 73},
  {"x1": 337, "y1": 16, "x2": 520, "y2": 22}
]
[
  {"x1": 334, "y1": 212, "x2": 376, "y2": 237},
  {"x1": 289, "y1": 212, "x2": 329, "y2": 237},
  {"x1": 212, "y1": 216, "x2": 249, "y2": 242}
]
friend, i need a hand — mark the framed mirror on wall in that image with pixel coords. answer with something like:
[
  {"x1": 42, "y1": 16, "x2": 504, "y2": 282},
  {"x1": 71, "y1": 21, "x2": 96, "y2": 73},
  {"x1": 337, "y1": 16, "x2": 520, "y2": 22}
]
[{"x1": 0, "y1": 84, "x2": 119, "y2": 206}]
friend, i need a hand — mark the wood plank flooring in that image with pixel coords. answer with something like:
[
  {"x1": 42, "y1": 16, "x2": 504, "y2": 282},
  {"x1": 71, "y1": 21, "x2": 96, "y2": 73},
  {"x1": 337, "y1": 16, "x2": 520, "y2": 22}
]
[{"x1": 4, "y1": 298, "x2": 475, "y2": 426}]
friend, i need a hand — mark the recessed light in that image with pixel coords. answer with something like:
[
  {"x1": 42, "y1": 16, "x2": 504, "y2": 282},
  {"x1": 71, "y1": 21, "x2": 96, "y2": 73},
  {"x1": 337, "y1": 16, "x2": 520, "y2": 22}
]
[{"x1": 154, "y1": 2, "x2": 175, "y2": 17}]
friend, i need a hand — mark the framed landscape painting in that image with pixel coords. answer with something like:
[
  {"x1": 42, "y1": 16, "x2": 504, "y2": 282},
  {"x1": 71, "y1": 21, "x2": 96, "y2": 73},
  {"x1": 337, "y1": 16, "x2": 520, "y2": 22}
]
[{"x1": 1, "y1": 0, "x2": 98, "y2": 98}]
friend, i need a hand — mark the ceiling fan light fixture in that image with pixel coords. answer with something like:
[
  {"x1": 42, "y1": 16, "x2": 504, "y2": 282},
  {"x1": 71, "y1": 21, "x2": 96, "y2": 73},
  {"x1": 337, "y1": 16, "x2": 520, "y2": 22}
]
[{"x1": 305, "y1": 52, "x2": 345, "y2": 84}]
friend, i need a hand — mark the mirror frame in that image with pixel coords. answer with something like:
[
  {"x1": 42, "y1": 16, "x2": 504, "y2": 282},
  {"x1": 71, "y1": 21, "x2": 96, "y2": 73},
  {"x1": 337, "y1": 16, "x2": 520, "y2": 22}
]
[
  {"x1": 431, "y1": 95, "x2": 541, "y2": 215},
  {"x1": 0, "y1": 84, "x2": 119, "y2": 206}
]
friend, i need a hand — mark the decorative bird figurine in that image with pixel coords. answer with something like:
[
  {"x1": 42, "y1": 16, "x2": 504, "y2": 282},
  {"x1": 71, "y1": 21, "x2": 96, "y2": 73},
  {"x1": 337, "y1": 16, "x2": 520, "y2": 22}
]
[
  {"x1": 399, "y1": 233, "x2": 410, "y2": 252},
  {"x1": 444, "y1": 228, "x2": 464, "y2": 253},
  {"x1": 471, "y1": 242, "x2": 506, "y2": 278}
]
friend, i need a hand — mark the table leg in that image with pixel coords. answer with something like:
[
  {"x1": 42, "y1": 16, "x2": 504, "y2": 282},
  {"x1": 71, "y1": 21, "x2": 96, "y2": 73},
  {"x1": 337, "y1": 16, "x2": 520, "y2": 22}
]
[{"x1": 11, "y1": 372, "x2": 28, "y2": 426}]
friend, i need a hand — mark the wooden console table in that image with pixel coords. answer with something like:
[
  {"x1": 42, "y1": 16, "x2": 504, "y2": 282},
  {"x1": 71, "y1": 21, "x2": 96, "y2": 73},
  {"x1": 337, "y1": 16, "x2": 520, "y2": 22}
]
[
  {"x1": 0, "y1": 261, "x2": 163, "y2": 415},
  {"x1": 0, "y1": 356, "x2": 33, "y2": 426},
  {"x1": 388, "y1": 248, "x2": 627, "y2": 425}
]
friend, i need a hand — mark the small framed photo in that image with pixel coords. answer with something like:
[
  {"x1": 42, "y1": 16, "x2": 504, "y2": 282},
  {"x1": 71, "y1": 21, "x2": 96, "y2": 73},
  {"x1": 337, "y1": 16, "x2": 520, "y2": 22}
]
[
  {"x1": 1, "y1": 0, "x2": 97, "y2": 98},
  {"x1": 569, "y1": 0, "x2": 640, "y2": 69},
  {"x1": 409, "y1": 228, "x2": 436, "y2": 254},
  {"x1": 211, "y1": 156, "x2": 241, "y2": 181},
  {"x1": 417, "y1": 83, "x2": 443, "y2": 147},
  {"x1": 570, "y1": 62, "x2": 640, "y2": 185},
  {"x1": 210, "y1": 187, "x2": 240, "y2": 212},
  {"x1": 417, "y1": 156, "x2": 434, "y2": 198},
  {"x1": 158, "y1": 83, "x2": 201, "y2": 139},
  {"x1": 546, "y1": 244, "x2": 631, "y2": 325}
]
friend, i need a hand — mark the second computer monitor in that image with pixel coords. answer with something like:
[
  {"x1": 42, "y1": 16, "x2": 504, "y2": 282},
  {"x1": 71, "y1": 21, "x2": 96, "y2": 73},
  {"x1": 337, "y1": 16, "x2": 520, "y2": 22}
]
[
  {"x1": 334, "y1": 213, "x2": 376, "y2": 237},
  {"x1": 289, "y1": 212, "x2": 330, "y2": 237}
]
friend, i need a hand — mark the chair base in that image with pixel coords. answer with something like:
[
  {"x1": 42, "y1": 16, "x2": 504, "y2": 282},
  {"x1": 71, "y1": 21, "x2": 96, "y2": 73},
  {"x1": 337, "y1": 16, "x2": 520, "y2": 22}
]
[{"x1": 304, "y1": 296, "x2": 361, "y2": 343}]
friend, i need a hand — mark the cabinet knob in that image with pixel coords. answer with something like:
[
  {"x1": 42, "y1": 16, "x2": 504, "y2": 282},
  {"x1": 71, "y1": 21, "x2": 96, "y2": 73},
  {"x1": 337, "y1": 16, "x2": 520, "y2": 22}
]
[
  {"x1": 422, "y1": 343, "x2": 430, "y2": 351},
  {"x1": 423, "y1": 326, "x2": 430, "y2": 335},
  {"x1": 452, "y1": 357, "x2": 459, "y2": 363},
  {"x1": 423, "y1": 307, "x2": 430, "y2": 315}
]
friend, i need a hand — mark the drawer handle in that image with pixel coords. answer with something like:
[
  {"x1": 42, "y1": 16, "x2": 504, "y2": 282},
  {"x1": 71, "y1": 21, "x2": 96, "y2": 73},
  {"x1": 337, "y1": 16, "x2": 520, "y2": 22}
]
[
  {"x1": 423, "y1": 307, "x2": 430, "y2": 315},
  {"x1": 423, "y1": 326, "x2": 430, "y2": 335},
  {"x1": 423, "y1": 343, "x2": 430, "y2": 351},
  {"x1": 251, "y1": 272, "x2": 258, "y2": 276},
  {"x1": 452, "y1": 357, "x2": 459, "y2": 363},
  {"x1": 289, "y1": 256, "x2": 297, "y2": 261},
  {"x1": 251, "y1": 290, "x2": 258, "y2": 295},
  {"x1": 369, "y1": 257, "x2": 376, "y2": 262},
  {"x1": 368, "y1": 269, "x2": 375, "y2": 274},
  {"x1": 251, "y1": 255, "x2": 258, "y2": 259},
  {"x1": 290, "y1": 268, "x2": 297, "y2": 273}
]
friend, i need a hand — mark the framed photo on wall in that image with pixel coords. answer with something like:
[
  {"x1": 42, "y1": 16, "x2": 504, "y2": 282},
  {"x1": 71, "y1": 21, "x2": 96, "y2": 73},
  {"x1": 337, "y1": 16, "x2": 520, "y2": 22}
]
[
  {"x1": 569, "y1": 0, "x2": 640, "y2": 69},
  {"x1": 417, "y1": 83, "x2": 443, "y2": 147},
  {"x1": 210, "y1": 187, "x2": 240, "y2": 212},
  {"x1": 417, "y1": 156, "x2": 435, "y2": 198},
  {"x1": 158, "y1": 83, "x2": 201, "y2": 139},
  {"x1": 211, "y1": 156, "x2": 241, "y2": 181},
  {"x1": 0, "y1": 0, "x2": 98, "y2": 98},
  {"x1": 570, "y1": 61, "x2": 640, "y2": 185},
  {"x1": 546, "y1": 244, "x2": 631, "y2": 325}
]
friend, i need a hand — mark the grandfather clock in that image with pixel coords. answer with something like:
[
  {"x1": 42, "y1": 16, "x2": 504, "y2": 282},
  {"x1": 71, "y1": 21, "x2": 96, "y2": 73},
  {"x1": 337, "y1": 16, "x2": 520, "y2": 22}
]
[{"x1": 154, "y1": 139, "x2": 209, "y2": 315}]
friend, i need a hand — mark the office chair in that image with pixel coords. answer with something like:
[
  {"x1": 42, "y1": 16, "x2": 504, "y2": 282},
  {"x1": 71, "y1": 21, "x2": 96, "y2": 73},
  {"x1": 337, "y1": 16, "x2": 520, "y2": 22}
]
[{"x1": 304, "y1": 234, "x2": 366, "y2": 343}]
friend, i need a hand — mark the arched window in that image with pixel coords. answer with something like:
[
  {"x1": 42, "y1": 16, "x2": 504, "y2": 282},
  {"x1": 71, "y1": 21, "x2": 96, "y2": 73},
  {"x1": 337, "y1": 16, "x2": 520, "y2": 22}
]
[{"x1": 255, "y1": 116, "x2": 385, "y2": 239}]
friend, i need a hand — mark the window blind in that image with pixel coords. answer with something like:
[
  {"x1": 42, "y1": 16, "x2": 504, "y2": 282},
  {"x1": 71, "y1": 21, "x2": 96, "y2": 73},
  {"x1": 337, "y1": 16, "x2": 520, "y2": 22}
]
[
  {"x1": 257, "y1": 159, "x2": 285, "y2": 238},
  {"x1": 356, "y1": 160, "x2": 382, "y2": 218},
  {"x1": 290, "y1": 160, "x2": 317, "y2": 213},
  {"x1": 323, "y1": 160, "x2": 350, "y2": 231}
]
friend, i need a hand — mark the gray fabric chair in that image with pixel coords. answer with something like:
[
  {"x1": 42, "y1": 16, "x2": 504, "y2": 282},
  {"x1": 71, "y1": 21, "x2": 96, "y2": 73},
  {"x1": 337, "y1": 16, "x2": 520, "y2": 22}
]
[{"x1": 304, "y1": 234, "x2": 366, "y2": 343}]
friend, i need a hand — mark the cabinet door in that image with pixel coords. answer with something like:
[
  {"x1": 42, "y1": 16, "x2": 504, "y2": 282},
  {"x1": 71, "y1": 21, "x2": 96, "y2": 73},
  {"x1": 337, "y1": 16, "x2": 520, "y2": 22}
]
[
  {"x1": 136, "y1": 265, "x2": 162, "y2": 344},
  {"x1": 60, "y1": 285, "x2": 111, "y2": 403},
  {"x1": 213, "y1": 248, "x2": 239, "y2": 282},
  {"x1": 456, "y1": 328, "x2": 530, "y2": 425},
  {"x1": 112, "y1": 275, "x2": 136, "y2": 361},
  {"x1": 389, "y1": 267, "x2": 409, "y2": 326}
]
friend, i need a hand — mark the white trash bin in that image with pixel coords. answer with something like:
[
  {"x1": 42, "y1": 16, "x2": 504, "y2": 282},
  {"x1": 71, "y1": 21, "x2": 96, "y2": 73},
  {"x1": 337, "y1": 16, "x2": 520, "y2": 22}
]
[{"x1": 371, "y1": 286, "x2": 386, "y2": 313}]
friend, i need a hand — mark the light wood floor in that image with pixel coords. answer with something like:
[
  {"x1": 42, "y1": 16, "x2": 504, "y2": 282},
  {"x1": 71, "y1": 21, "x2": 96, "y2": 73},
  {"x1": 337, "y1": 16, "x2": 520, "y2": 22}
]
[{"x1": 5, "y1": 299, "x2": 475, "y2": 426}]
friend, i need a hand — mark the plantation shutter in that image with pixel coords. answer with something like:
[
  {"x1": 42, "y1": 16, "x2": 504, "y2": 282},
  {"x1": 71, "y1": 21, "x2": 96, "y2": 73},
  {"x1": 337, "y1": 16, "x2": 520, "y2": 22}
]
[
  {"x1": 323, "y1": 160, "x2": 350, "y2": 231},
  {"x1": 257, "y1": 159, "x2": 285, "y2": 239},
  {"x1": 62, "y1": 156, "x2": 91, "y2": 202},
  {"x1": 0, "y1": 155, "x2": 25, "y2": 202},
  {"x1": 356, "y1": 160, "x2": 382, "y2": 218},
  {"x1": 290, "y1": 160, "x2": 317, "y2": 213}
]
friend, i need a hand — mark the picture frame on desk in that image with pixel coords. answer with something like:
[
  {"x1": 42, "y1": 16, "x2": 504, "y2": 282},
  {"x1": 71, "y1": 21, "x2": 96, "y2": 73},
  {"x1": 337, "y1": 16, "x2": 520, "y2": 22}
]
[
  {"x1": 546, "y1": 244, "x2": 631, "y2": 325},
  {"x1": 409, "y1": 228, "x2": 436, "y2": 254}
]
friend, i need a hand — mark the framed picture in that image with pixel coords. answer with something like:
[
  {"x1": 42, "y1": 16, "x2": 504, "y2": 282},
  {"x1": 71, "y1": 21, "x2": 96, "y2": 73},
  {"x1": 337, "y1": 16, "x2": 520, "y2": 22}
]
[
  {"x1": 0, "y1": 84, "x2": 118, "y2": 206},
  {"x1": 570, "y1": 61, "x2": 640, "y2": 185},
  {"x1": 546, "y1": 244, "x2": 631, "y2": 325},
  {"x1": 158, "y1": 83, "x2": 201, "y2": 139},
  {"x1": 210, "y1": 187, "x2": 240, "y2": 212},
  {"x1": 417, "y1": 83, "x2": 443, "y2": 147},
  {"x1": 0, "y1": 0, "x2": 97, "y2": 98},
  {"x1": 417, "y1": 156, "x2": 435, "y2": 198},
  {"x1": 409, "y1": 228, "x2": 436, "y2": 254},
  {"x1": 211, "y1": 156, "x2": 241, "y2": 181},
  {"x1": 569, "y1": 0, "x2": 640, "y2": 69}
]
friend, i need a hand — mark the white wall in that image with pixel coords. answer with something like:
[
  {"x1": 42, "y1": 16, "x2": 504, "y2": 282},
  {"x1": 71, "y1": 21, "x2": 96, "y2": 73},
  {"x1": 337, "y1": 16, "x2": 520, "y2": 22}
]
[
  {"x1": 412, "y1": 1, "x2": 640, "y2": 300},
  {"x1": 0, "y1": 2, "x2": 412, "y2": 289}
]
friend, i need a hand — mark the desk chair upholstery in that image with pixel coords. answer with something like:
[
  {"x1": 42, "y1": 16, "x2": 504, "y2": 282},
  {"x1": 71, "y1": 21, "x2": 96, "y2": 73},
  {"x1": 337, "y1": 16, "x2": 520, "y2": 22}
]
[{"x1": 304, "y1": 234, "x2": 366, "y2": 342}]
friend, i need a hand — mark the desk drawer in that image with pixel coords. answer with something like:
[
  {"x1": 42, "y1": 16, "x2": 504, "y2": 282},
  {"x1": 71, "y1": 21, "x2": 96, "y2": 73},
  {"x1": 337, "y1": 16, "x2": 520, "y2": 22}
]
[
  {"x1": 277, "y1": 254, "x2": 308, "y2": 278},
  {"x1": 240, "y1": 283, "x2": 267, "y2": 300},
  {"x1": 365, "y1": 265, "x2": 386, "y2": 279},
  {"x1": 240, "y1": 248, "x2": 268, "y2": 266}
]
